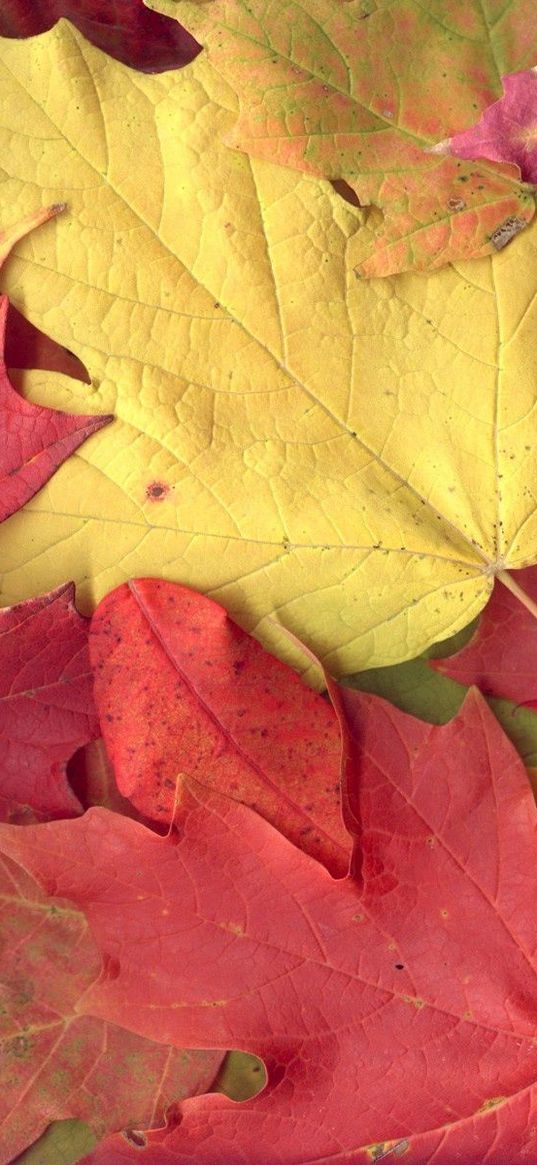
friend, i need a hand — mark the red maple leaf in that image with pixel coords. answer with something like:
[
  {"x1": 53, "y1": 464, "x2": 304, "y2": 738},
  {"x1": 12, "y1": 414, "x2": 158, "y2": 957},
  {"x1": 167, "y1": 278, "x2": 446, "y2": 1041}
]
[
  {"x1": 0, "y1": 0, "x2": 200, "y2": 73},
  {"x1": 89, "y1": 579, "x2": 349, "y2": 876},
  {"x1": 3, "y1": 678, "x2": 537, "y2": 1162},
  {"x1": 431, "y1": 567, "x2": 537, "y2": 706},
  {"x1": 0, "y1": 298, "x2": 111, "y2": 521},
  {"x1": 0, "y1": 851, "x2": 222, "y2": 1161},
  {"x1": 0, "y1": 583, "x2": 99, "y2": 823},
  {"x1": 0, "y1": 205, "x2": 112, "y2": 521}
]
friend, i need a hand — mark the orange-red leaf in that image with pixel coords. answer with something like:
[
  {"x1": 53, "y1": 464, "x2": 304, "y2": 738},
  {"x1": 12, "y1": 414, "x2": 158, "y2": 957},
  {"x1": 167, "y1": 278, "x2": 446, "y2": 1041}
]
[{"x1": 89, "y1": 578, "x2": 348, "y2": 876}]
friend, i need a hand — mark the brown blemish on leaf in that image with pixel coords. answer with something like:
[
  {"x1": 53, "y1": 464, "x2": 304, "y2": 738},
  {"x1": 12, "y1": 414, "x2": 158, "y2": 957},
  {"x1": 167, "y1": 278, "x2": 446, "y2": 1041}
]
[
  {"x1": 489, "y1": 216, "x2": 526, "y2": 250},
  {"x1": 330, "y1": 179, "x2": 362, "y2": 208},
  {"x1": 145, "y1": 480, "x2": 171, "y2": 501}
]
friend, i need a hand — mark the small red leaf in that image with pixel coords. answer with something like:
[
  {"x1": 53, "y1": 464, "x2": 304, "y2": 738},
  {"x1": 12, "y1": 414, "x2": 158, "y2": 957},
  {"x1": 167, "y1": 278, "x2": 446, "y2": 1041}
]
[
  {"x1": 89, "y1": 578, "x2": 349, "y2": 876},
  {"x1": 0, "y1": 583, "x2": 98, "y2": 823},
  {"x1": 431, "y1": 567, "x2": 537, "y2": 704},
  {"x1": 0, "y1": 0, "x2": 201, "y2": 73}
]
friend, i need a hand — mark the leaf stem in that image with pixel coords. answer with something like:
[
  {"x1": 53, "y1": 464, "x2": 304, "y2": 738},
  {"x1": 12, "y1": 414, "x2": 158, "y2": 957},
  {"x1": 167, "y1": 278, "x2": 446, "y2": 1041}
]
[{"x1": 497, "y1": 569, "x2": 537, "y2": 620}]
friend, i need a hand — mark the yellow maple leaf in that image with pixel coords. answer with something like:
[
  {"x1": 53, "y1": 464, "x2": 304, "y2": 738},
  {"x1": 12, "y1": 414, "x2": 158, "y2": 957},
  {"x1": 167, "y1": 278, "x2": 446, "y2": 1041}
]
[{"x1": 0, "y1": 22, "x2": 536, "y2": 676}]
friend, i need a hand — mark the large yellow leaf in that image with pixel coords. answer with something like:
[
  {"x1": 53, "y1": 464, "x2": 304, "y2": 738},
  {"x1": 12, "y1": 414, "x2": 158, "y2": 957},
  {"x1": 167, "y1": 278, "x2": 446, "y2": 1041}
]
[{"x1": 1, "y1": 22, "x2": 536, "y2": 675}]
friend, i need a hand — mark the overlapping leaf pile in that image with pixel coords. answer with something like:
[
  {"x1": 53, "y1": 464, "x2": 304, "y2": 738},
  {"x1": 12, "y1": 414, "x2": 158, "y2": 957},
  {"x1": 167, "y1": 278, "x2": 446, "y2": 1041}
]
[
  {"x1": 1, "y1": 10, "x2": 537, "y2": 676},
  {"x1": 3, "y1": 576, "x2": 537, "y2": 1163},
  {"x1": 3, "y1": 2, "x2": 537, "y2": 1163}
]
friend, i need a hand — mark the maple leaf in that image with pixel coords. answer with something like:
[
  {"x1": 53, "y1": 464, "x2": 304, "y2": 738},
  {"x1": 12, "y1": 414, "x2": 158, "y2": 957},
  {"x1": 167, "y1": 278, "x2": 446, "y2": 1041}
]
[
  {"x1": 0, "y1": 582, "x2": 98, "y2": 824},
  {"x1": 434, "y1": 68, "x2": 537, "y2": 186},
  {"x1": 3, "y1": 25, "x2": 537, "y2": 674},
  {"x1": 0, "y1": 206, "x2": 112, "y2": 523},
  {"x1": 148, "y1": 0, "x2": 537, "y2": 275},
  {"x1": 0, "y1": 851, "x2": 223, "y2": 1162},
  {"x1": 431, "y1": 566, "x2": 537, "y2": 705},
  {"x1": 0, "y1": 0, "x2": 200, "y2": 72},
  {"x1": 89, "y1": 578, "x2": 349, "y2": 875},
  {"x1": 5, "y1": 303, "x2": 89, "y2": 383},
  {"x1": 2, "y1": 686, "x2": 537, "y2": 1162},
  {"x1": 1, "y1": 204, "x2": 89, "y2": 382}
]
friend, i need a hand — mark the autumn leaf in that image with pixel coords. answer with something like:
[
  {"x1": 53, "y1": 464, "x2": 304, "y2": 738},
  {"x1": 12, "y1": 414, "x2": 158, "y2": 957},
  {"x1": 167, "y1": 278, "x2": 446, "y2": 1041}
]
[
  {"x1": 89, "y1": 578, "x2": 348, "y2": 875},
  {"x1": 5, "y1": 303, "x2": 89, "y2": 384},
  {"x1": 148, "y1": 0, "x2": 537, "y2": 275},
  {"x1": 0, "y1": 587, "x2": 99, "y2": 824},
  {"x1": 2, "y1": 685, "x2": 537, "y2": 1162},
  {"x1": 435, "y1": 68, "x2": 537, "y2": 185},
  {"x1": 0, "y1": 583, "x2": 99, "y2": 824},
  {"x1": 0, "y1": 0, "x2": 200, "y2": 72},
  {"x1": 3, "y1": 24, "x2": 537, "y2": 674},
  {"x1": 0, "y1": 851, "x2": 223, "y2": 1162},
  {"x1": 430, "y1": 566, "x2": 537, "y2": 705},
  {"x1": 0, "y1": 205, "x2": 112, "y2": 522},
  {"x1": 0, "y1": 295, "x2": 112, "y2": 522},
  {"x1": 79, "y1": 1084, "x2": 537, "y2": 1165},
  {"x1": 1, "y1": 204, "x2": 89, "y2": 382}
]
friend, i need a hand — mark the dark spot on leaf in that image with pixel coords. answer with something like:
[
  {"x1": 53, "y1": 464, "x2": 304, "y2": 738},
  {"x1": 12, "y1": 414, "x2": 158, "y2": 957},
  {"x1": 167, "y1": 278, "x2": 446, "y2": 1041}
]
[
  {"x1": 395, "y1": 963, "x2": 404, "y2": 970},
  {"x1": 330, "y1": 179, "x2": 362, "y2": 208},
  {"x1": 145, "y1": 480, "x2": 170, "y2": 501},
  {"x1": 102, "y1": 953, "x2": 121, "y2": 981},
  {"x1": 447, "y1": 196, "x2": 466, "y2": 212},
  {"x1": 490, "y1": 216, "x2": 527, "y2": 251},
  {"x1": 122, "y1": 1129, "x2": 147, "y2": 1149}
]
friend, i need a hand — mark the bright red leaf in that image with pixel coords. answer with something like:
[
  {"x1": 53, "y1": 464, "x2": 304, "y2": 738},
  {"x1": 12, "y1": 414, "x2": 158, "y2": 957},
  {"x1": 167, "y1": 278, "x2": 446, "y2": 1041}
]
[
  {"x1": 0, "y1": 0, "x2": 200, "y2": 72},
  {"x1": 3, "y1": 687, "x2": 537, "y2": 1162},
  {"x1": 431, "y1": 567, "x2": 537, "y2": 705},
  {"x1": 89, "y1": 579, "x2": 348, "y2": 876},
  {"x1": 435, "y1": 69, "x2": 537, "y2": 185},
  {"x1": 0, "y1": 583, "x2": 98, "y2": 823},
  {"x1": 0, "y1": 851, "x2": 222, "y2": 1162}
]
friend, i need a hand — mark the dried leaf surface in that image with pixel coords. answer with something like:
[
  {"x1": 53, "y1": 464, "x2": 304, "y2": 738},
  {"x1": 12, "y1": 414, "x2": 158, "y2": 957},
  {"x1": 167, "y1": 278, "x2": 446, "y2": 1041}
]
[{"x1": 3, "y1": 26, "x2": 537, "y2": 673}]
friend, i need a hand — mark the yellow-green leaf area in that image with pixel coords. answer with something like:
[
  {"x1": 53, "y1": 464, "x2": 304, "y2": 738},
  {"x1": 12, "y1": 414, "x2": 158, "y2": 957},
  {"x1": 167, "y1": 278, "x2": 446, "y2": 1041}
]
[
  {"x1": 1, "y1": 23, "x2": 537, "y2": 675},
  {"x1": 147, "y1": 0, "x2": 537, "y2": 274}
]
